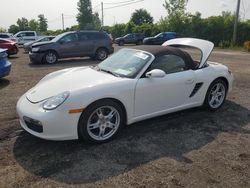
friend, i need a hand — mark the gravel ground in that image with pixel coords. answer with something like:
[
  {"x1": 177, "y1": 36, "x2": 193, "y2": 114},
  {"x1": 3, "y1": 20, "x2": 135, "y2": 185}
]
[{"x1": 0, "y1": 46, "x2": 250, "y2": 188}]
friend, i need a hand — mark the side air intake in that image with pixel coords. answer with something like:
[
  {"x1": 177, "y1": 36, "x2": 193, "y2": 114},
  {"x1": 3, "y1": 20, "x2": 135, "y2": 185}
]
[{"x1": 189, "y1": 82, "x2": 203, "y2": 98}]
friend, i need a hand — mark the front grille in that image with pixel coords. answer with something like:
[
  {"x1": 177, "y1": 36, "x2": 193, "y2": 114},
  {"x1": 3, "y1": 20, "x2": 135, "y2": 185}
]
[{"x1": 23, "y1": 116, "x2": 43, "y2": 133}]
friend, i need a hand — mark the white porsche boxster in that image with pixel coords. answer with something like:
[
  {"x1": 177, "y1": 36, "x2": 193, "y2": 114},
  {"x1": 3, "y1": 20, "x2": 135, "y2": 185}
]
[{"x1": 17, "y1": 38, "x2": 233, "y2": 143}]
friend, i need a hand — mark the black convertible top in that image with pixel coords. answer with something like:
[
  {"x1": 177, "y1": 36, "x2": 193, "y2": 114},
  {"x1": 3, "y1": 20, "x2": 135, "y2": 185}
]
[{"x1": 134, "y1": 45, "x2": 197, "y2": 70}]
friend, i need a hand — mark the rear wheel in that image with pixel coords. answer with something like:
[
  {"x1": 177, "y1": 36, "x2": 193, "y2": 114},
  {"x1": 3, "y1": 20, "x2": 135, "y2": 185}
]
[
  {"x1": 118, "y1": 41, "x2": 124, "y2": 46},
  {"x1": 78, "y1": 99, "x2": 125, "y2": 143},
  {"x1": 203, "y1": 79, "x2": 227, "y2": 111},
  {"x1": 95, "y1": 48, "x2": 108, "y2": 61},
  {"x1": 44, "y1": 51, "x2": 58, "y2": 64},
  {"x1": 136, "y1": 40, "x2": 143, "y2": 45}
]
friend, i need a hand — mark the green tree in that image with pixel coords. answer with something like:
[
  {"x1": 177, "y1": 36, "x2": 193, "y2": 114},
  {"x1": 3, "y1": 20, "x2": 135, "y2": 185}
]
[
  {"x1": 17, "y1": 17, "x2": 29, "y2": 30},
  {"x1": 125, "y1": 21, "x2": 135, "y2": 34},
  {"x1": 38, "y1": 14, "x2": 48, "y2": 32},
  {"x1": 130, "y1": 9, "x2": 153, "y2": 25},
  {"x1": 110, "y1": 23, "x2": 126, "y2": 38},
  {"x1": 92, "y1": 12, "x2": 101, "y2": 29},
  {"x1": 0, "y1": 27, "x2": 7, "y2": 32},
  {"x1": 77, "y1": 0, "x2": 93, "y2": 30},
  {"x1": 8, "y1": 25, "x2": 19, "y2": 34},
  {"x1": 163, "y1": 0, "x2": 188, "y2": 16},
  {"x1": 29, "y1": 19, "x2": 39, "y2": 31}
]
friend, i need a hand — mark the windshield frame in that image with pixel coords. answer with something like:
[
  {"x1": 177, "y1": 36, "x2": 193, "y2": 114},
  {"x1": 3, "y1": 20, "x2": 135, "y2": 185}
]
[{"x1": 97, "y1": 48, "x2": 155, "y2": 79}]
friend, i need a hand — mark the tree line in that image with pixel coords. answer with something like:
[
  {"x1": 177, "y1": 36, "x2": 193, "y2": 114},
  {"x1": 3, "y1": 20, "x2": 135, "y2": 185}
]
[
  {"x1": 7, "y1": 14, "x2": 48, "y2": 34},
  {"x1": 2, "y1": 0, "x2": 250, "y2": 47}
]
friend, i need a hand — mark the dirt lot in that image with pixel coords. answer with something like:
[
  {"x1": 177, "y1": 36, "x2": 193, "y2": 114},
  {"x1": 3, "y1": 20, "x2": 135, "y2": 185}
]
[{"x1": 0, "y1": 46, "x2": 250, "y2": 188}]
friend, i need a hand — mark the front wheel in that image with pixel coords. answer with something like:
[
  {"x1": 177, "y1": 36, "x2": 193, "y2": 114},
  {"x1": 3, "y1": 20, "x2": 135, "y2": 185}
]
[
  {"x1": 78, "y1": 99, "x2": 125, "y2": 143},
  {"x1": 95, "y1": 48, "x2": 108, "y2": 61},
  {"x1": 203, "y1": 79, "x2": 227, "y2": 111},
  {"x1": 44, "y1": 51, "x2": 58, "y2": 64}
]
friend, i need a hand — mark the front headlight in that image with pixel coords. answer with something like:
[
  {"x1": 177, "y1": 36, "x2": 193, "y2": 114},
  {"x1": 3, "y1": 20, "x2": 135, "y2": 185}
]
[
  {"x1": 32, "y1": 47, "x2": 40, "y2": 52},
  {"x1": 43, "y1": 91, "x2": 70, "y2": 110}
]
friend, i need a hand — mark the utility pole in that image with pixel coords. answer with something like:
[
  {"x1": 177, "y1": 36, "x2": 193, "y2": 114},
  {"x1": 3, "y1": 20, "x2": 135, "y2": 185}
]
[
  {"x1": 62, "y1": 13, "x2": 65, "y2": 31},
  {"x1": 233, "y1": 0, "x2": 241, "y2": 45},
  {"x1": 101, "y1": 2, "x2": 104, "y2": 26}
]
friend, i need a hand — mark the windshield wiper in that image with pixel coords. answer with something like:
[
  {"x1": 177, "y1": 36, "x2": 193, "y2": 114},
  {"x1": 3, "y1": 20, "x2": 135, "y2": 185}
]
[{"x1": 95, "y1": 66, "x2": 120, "y2": 77}]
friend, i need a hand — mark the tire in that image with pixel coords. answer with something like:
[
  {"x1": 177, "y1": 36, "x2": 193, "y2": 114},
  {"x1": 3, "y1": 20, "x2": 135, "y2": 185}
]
[
  {"x1": 78, "y1": 99, "x2": 125, "y2": 143},
  {"x1": 118, "y1": 41, "x2": 124, "y2": 46},
  {"x1": 136, "y1": 40, "x2": 143, "y2": 45},
  {"x1": 95, "y1": 48, "x2": 108, "y2": 61},
  {"x1": 43, "y1": 51, "x2": 58, "y2": 64},
  {"x1": 203, "y1": 79, "x2": 228, "y2": 111}
]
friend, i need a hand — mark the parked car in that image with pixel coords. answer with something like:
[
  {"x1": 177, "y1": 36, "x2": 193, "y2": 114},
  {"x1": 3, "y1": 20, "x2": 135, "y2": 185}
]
[
  {"x1": 0, "y1": 39, "x2": 19, "y2": 56},
  {"x1": 29, "y1": 31, "x2": 114, "y2": 64},
  {"x1": 0, "y1": 49, "x2": 11, "y2": 78},
  {"x1": 23, "y1": 36, "x2": 55, "y2": 53},
  {"x1": 143, "y1": 32, "x2": 177, "y2": 45},
  {"x1": 14, "y1": 31, "x2": 38, "y2": 45},
  {"x1": 17, "y1": 38, "x2": 233, "y2": 143},
  {"x1": 0, "y1": 33, "x2": 17, "y2": 42},
  {"x1": 114, "y1": 33, "x2": 145, "y2": 46}
]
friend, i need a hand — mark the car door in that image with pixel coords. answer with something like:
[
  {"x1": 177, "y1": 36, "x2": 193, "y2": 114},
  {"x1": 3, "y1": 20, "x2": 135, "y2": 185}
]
[
  {"x1": 134, "y1": 54, "x2": 196, "y2": 117},
  {"x1": 57, "y1": 33, "x2": 80, "y2": 58},
  {"x1": 77, "y1": 32, "x2": 96, "y2": 56},
  {"x1": 124, "y1": 34, "x2": 134, "y2": 44}
]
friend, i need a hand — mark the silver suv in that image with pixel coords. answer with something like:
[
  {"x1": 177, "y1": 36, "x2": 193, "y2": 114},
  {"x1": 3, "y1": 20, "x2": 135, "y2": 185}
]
[{"x1": 29, "y1": 31, "x2": 114, "y2": 64}]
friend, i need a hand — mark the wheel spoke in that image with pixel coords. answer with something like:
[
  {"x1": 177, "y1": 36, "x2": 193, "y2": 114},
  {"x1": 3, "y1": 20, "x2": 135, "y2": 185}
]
[
  {"x1": 89, "y1": 122, "x2": 100, "y2": 130},
  {"x1": 217, "y1": 91, "x2": 223, "y2": 97},
  {"x1": 106, "y1": 110, "x2": 116, "y2": 120},
  {"x1": 99, "y1": 128, "x2": 105, "y2": 138},
  {"x1": 96, "y1": 109, "x2": 104, "y2": 118},
  {"x1": 210, "y1": 96, "x2": 216, "y2": 104},
  {"x1": 106, "y1": 122, "x2": 116, "y2": 130}
]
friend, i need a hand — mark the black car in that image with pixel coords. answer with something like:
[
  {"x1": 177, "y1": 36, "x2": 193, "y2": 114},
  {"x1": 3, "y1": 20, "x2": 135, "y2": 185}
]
[
  {"x1": 114, "y1": 33, "x2": 145, "y2": 46},
  {"x1": 143, "y1": 32, "x2": 177, "y2": 45},
  {"x1": 29, "y1": 31, "x2": 114, "y2": 64}
]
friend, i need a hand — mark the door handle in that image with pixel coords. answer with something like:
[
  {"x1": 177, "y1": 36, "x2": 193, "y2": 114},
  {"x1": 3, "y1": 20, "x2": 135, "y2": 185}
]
[{"x1": 185, "y1": 79, "x2": 194, "y2": 84}]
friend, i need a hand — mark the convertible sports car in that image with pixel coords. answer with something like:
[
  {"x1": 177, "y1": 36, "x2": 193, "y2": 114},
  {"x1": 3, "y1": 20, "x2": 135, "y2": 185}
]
[{"x1": 17, "y1": 38, "x2": 233, "y2": 143}]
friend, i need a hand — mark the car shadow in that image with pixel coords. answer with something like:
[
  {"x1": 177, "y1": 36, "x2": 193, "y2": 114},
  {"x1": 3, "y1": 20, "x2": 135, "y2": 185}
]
[
  {"x1": 0, "y1": 78, "x2": 10, "y2": 89},
  {"x1": 8, "y1": 56, "x2": 19, "y2": 59},
  {"x1": 13, "y1": 100, "x2": 250, "y2": 184},
  {"x1": 28, "y1": 58, "x2": 100, "y2": 68}
]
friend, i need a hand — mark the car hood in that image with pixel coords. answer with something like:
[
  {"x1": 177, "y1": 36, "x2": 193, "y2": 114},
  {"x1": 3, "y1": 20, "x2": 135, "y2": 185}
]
[
  {"x1": 23, "y1": 41, "x2": 34, "y2": 46},
  {"x1": 115, "y1": 37, "x2": 123, "y2": 41},
  {"x1": 32, "y1": 41, "x2": 54, "y2": 48},
  {"x1": 144, "y1": 37, "x2": 154, "y2": 41},
  {"x1": 26, "y1": 67, "x2": 122, "y2": 103}
]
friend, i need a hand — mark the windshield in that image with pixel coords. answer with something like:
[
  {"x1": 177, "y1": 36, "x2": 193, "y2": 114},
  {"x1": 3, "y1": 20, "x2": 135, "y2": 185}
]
[
  {"x1": 97, "y1": 48, "x2": 153, "y2": 78},
  {"x1": 155, "y1": 33, "x2": 163, "y2": 38},
  {"x1": 51, "y1": 33, "x2": 68, "y2": 42}
]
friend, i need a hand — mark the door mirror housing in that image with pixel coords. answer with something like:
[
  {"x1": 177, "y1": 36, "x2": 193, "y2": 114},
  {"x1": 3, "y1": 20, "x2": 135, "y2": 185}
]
[{"x1": 146, "y1": 69, "x2": 166, "y2": 78}]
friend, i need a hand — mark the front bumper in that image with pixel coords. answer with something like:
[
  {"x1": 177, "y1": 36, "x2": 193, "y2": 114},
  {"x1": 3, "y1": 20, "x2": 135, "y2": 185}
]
[
  {"x1": 29, "y1": 52, "x2": 45, "y2": 63},
  {"x1": 7, "y1": 45, "x2": 19, "y2": 55},
  {"x1": 16, "y1": 94, "x2": 80, "y2": 140}
]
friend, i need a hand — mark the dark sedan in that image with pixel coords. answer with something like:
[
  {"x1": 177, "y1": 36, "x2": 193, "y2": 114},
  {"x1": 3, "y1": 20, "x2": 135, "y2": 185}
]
[
  {"x1": 143, "y1": 32, "x2": 177, "y2": 45},
  {"x1": 23, "y1": 36, "x2": 55, "y2": 53},
  {"x1": 114, "y1": 33, "x2": 145, "y2": 46},
  {"x1": 0, "y1": 39, "x2": 19, "y2": 56}
]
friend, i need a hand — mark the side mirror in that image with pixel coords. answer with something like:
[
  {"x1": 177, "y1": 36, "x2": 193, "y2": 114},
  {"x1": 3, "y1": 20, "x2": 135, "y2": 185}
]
[{"x1": 146, "y1": 69, "x2": 166, "y2": 78}]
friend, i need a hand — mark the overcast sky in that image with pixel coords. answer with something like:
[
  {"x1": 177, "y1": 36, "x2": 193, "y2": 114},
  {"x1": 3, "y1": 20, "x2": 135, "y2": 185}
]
[{"x1": 1, "y1": 0, "x2": 249, "y2": 30}]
